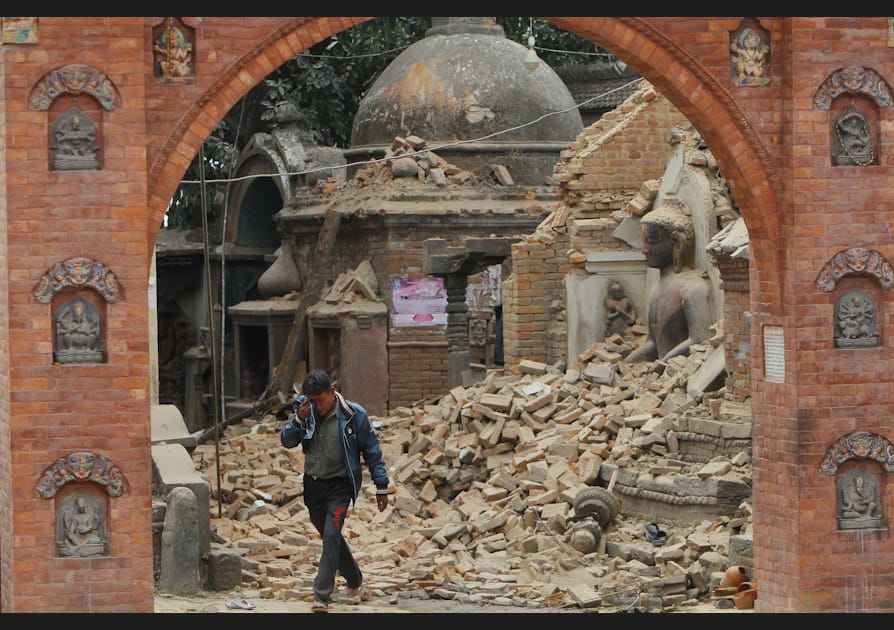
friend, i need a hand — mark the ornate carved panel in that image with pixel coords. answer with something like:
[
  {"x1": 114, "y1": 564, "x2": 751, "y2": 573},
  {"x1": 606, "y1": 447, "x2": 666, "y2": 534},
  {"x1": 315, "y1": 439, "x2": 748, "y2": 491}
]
[
  {"x1": 27, "y1": 64, "x2": 120, "y2": 111},
  {"x1": 836, "y1": 468, "x2": 883, "y2": 531},
  {"x1": 2, "y1": 17, "x2": 38, "y2": 44},
  {"x1": 831, "y1": 103, "x2": 875, "y2": 167},
  {"x1": 815, "y1": 247, "x2": 894, "y2": 292},
  {"x1": 813, "y1": 65, "x2": 894, "y2": 110},
  {"x1": 54, "y1": 296, "x2": 103, "y2": 364},
  {"x1": 33, "y1": 256, "x2": 122, "y2": 303},
  {"x1": 820, "y1": 431, "x2": 894, "y2": 474},
  {"x1": 56, "y1": 490, "x2": 108, "y2": 557},
  {"x1": 35, "y1": 451, "x2": 128, "y2": 498},
  {"x1": 834, "y1": 288, "x2": 879, "y2": 348}
]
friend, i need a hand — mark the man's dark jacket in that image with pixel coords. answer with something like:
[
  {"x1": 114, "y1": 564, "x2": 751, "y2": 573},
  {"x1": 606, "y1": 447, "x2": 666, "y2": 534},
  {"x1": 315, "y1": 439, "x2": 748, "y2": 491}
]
[{"x1": 280, "y1": 391, "x2": 389, "y2": 502}]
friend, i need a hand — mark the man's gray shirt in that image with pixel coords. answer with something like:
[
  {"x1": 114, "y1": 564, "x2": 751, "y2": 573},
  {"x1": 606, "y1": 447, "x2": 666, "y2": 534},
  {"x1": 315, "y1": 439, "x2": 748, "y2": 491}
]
[{"x1": 303, "y1": 411, "x2": 347, "y2": 480}]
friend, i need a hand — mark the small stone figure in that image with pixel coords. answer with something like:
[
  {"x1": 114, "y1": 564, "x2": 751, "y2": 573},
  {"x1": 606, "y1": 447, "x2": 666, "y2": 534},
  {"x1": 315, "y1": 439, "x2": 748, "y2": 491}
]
[
  {"x1": 625, "y1": 200, "x2": 714, "y2": 363},
  {"x1": 835, "y1": 289, "x2": 878, "y2": 348},
  {"x1": 729, "y1": 27, "x2": 769, "y2": 85},
  {"x1": 837, "y1": 470, "x2": 882, "y2": 530},
  {"x1": 52, "y1": 108, "x2": 98, "y2": 170},
  {"x1": 604, "y1": 281, "x2": 636, "y2": 336},
  {"x1": 55, "y1": 298, "x2": 102, "y2": 363},
  {"x1": 64, "y1": 495, "x2": 102, "y2": 546},
  {"x1": 833, "y1": 105, "x2": 873, "y2": 166},
  {"x1": 154, "y1": 18, "x2": 193, "y2": 84},
  {"x1": 58, "y1": 494, "x2": 106, "y2": 557}
]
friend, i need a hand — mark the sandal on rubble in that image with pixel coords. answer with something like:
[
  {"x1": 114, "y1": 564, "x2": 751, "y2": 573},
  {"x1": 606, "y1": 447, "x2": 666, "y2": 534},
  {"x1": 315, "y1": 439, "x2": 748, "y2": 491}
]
[{"x1": 311, "y1": 600, "x2": 330, "y2": 613}]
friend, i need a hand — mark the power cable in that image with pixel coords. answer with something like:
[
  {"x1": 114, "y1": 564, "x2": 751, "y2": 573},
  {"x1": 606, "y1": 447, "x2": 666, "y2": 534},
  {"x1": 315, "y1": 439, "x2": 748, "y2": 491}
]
[{"x1": 177, "y1": 77, "x2": 644, "y2": 187}]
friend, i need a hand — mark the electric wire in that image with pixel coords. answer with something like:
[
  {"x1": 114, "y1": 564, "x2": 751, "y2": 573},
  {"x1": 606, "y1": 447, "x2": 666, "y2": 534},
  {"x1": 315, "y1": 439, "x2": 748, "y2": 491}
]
[
  {"x1": 198, "y1": 146, "x2": 224, "y2": 518},
  {"x1": 177, "y1": 77, "x2": 644, "y2": 187}
]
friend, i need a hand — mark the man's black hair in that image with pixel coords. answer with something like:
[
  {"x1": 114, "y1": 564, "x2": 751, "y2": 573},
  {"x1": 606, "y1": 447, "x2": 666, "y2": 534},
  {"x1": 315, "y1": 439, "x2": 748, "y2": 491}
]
[{"x1": 301, "y1": 369, "x2": 332, "y2": 395}]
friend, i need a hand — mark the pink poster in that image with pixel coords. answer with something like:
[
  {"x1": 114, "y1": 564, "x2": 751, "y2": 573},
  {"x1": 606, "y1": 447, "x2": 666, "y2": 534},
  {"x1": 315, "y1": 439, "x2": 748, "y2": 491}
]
[{"x1": 391, "y1": 277, "x2": 447, "y2": 327}]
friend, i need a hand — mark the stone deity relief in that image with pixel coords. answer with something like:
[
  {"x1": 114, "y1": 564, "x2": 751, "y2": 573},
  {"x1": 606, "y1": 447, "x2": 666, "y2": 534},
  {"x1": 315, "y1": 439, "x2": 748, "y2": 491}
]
[
  {"x1": 729, "y1": 25, "x2": 770, "y2": 86},
  {"x1": 604, "y1": 281, "x2": 637, "y2": 337},
  {"x1": 469, "y1": 317, "x2": 488, "y2": 347},
  {"x1": 832, "y1": 104, "x2": 874, "y2": 166},
  {"x1": 836, "y1": 469, "x2": 883, "y2": 531},
  {"x1": 56, "y1": 492, "x2": 107, "y2": 557},
  {"x1": 834, "y1": 288, "x2": 878, "y2": 348},
  {"x1": 54, "y1": 297, "x2": 103, "y2": 363},
  {"x1": 153, "y1": 17, "x2": 195, "y2": 84},
  {"x1": 51, "y1": 106, "x2": 98, "y2": 170}
]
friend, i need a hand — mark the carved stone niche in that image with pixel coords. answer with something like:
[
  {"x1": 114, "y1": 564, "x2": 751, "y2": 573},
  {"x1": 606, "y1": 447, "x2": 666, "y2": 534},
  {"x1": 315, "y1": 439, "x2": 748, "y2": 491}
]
[
  {"x1": 836, "y1": 467, "x2": 884, "y2": 531},
  {"x1": 35, "y1": 450, "x2": 127, "y2": 558},
  {"x1": 820, "y1": 430, "x2": 892, "y2": 532},
  {"x1": 831, "y1": 100, "x2": 877, "y2": 167},
  {"x1": 51, "y1": 105, "x2": 98, "y2": 170},
  {"x1": 152, "y1": 17, "x2": 196, "y2": 84},
  {"x1": 834, "y1": 287, "x2": 879, "y2": 348},
  {"x1": 53, "y1": 294, "x2": 104, "y2": 364},
  {"x1": 728, "y1": 18, "x2": 770, "y2": 86},
  {"x1": 55, "y1": 483, "x2": 109, "y2": 558}
]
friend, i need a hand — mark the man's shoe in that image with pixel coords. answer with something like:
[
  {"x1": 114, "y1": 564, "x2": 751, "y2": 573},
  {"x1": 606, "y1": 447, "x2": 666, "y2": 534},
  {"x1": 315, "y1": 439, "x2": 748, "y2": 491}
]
[
  {"x1": 343, "y1": 583, "x2": 362, "y2": 598},
  {"x1": 311, "y1": 600, "x2": 330, "y2": 613}
]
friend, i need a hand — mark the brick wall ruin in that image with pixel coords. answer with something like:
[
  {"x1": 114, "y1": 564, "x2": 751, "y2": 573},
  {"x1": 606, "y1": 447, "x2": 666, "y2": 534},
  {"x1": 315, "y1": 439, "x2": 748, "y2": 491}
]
[{"x1": 503, "y1": 81, "x2": 691, "y2": 369}]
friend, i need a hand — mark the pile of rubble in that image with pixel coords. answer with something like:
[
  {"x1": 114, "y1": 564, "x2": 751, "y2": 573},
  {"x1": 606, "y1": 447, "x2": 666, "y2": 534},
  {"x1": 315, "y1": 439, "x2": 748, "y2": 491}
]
[
  {"x1": 190, "y1": 322, "x2": 755, "y2": 612},
  {"x1": 312, "y1": 134, "x2": 515, "y2": 195}
]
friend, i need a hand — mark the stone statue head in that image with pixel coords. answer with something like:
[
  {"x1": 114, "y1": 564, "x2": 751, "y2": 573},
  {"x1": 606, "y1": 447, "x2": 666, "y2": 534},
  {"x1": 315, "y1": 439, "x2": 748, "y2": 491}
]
[{"x1": 640, "y1": 199, "x2": 694, "y2": 273}]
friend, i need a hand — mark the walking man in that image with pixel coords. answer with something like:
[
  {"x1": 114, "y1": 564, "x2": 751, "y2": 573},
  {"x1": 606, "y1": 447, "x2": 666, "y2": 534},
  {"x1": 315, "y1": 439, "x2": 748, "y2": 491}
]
[{"x1": 280, "y1": 369, "x2": 390, "y2": 612}]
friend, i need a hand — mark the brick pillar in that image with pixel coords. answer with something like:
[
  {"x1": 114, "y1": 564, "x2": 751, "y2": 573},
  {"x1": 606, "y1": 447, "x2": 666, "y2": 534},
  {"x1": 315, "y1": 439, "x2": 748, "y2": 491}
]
[
  {"x1": 711, "y1": 250, "x2": 751, "y2": 401},
  {"x1": 0, "y1": 19, "x2": 154, "y2": 612}
]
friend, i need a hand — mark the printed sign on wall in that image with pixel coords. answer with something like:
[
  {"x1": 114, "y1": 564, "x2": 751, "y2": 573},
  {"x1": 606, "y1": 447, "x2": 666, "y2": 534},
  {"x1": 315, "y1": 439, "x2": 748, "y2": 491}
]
[{"x1": 391, "y1": 277, "x2": 447, "y2": 327}]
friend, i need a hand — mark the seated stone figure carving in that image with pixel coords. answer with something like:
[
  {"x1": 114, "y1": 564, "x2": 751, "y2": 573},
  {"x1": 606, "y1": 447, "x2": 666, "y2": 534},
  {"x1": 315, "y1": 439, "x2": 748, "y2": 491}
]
[
  {"x1": 840, "y1": 473, "x2": 880, "y2": 520},
  {"x1": 625, "y1": 200, "x2": 714, "y2": 363},
  {"x1": 605, "y1": 281, "x2": 637, "y2": 336}
]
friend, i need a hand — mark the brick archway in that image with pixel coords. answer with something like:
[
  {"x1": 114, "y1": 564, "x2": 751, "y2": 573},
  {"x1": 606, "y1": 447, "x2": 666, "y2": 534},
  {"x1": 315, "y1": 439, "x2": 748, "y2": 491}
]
[{"x1": 147, "y1": 17, "x2": 781, "y2": 305}]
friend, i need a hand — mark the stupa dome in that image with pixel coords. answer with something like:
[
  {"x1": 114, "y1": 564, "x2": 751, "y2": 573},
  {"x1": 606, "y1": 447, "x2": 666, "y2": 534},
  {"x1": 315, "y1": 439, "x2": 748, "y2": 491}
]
[{"x1": 346, "y1": 17, "x2": 583, "y2": 185}]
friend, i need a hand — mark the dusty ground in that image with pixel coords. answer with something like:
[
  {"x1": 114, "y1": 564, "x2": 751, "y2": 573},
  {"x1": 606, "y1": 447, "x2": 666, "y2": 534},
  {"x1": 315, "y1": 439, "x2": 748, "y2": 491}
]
[{"x1": 154, "y1": 588, "x2": 749, "y2": 614}]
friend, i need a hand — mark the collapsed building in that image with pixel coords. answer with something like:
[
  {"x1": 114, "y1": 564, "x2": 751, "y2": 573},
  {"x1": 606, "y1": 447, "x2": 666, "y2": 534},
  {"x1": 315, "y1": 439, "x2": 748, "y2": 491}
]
[
  {"x1": 152, "y1": 52, "x2": 759, "y2": 609},
  {"x1": 154, "y1": 16, "x2": 584, "y2": 425}
]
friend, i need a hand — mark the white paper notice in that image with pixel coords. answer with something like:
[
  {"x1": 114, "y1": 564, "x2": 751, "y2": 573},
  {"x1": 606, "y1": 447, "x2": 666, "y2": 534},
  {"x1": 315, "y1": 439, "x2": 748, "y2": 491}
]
[{"x1": 763, "y1": 325, "x2": 785, "y2": 382}]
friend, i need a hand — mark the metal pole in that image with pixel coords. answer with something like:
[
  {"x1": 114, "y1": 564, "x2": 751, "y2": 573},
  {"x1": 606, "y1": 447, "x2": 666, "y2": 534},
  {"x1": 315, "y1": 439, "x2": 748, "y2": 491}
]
[{"x1": 199, "y1": 145, "x2": 224, "y2": 519}]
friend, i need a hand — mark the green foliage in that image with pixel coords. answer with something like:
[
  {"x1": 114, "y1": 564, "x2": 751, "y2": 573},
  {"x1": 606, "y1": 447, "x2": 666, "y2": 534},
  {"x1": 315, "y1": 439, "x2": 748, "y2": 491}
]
[{"x1": 164, "y1": 17, "x2": 611, "y2": 232}]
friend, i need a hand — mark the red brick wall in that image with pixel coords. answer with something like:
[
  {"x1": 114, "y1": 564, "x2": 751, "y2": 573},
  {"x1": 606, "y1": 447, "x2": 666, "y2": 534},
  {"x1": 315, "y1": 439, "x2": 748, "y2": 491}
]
[
  {"x1": 503, "y1": 81, "x2": 687, "y2": 368},
  {"x1": 0, "y1": 18, "x2": 156, "y2": 612},
  {"x1": 0, "y1": 46, "x2": 10, "y2": 610}
]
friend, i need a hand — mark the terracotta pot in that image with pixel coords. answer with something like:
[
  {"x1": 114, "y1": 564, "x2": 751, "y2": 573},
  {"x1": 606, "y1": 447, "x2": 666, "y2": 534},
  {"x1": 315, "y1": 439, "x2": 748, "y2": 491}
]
[
  {"x1": 732, "y1": 586, "x2": 757, "y2": 609},
  {"x1": 719, "y1": 565, "x2": 748, "y2": 588}
]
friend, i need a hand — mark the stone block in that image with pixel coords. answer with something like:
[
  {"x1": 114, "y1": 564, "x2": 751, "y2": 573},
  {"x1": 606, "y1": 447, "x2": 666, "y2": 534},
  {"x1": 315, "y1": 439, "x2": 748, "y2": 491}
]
[
  {"x1": 152, "y1": 443, "x2": 211, "y2": 554},
  {"x1": 207, "y1": 548, "x2": 243, "y2": 591}
]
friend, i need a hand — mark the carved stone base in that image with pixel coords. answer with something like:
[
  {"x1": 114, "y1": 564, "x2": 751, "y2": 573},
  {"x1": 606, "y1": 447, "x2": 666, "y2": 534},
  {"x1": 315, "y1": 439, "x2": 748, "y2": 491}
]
[
  {"x1": 57, "y1": 541, "x2": 107, "y2": 557},
  {"x1": 835, "y1": 336, "x2": 879, "y2": 348},
  {"x1": 837, "y1": 516, "x2": 884, "y2": 531},
  {"x1": 54, "y1": 157, "x2": 98, "y2": 170},
  {"x1": 55, "y1": 350, "x2": 103, "y2": 364}
]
